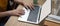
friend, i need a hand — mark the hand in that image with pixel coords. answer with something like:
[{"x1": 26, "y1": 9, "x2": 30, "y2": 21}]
[
  {"x1": 22, "y1": 0, "x2": 34, "y2": 10},
  {"x1": 14, "y1": 0, "x2": 34, "y2": 10},
  {"x1": 9, "y1": 9, "x2": 24, "y2": 16}
]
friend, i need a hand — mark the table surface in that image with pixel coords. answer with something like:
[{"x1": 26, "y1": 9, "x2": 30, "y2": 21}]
[
  {"x1": 5, "y1": 16, "x2": 45, "y2": 26},
  {"x1": 5, "y1": 0, "x2": 46, "y2": 26}
]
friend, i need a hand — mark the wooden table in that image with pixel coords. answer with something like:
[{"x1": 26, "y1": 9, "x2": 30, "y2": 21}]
[
  {"x1": 5, "y1": 16, "x2": 45, "y2": 26},
  {"x1": 5, "y1": 5, "x2": 45, "y2": 26},
  {"x1": 5, "y1": 0, "x2": 46, "y2": 26}
]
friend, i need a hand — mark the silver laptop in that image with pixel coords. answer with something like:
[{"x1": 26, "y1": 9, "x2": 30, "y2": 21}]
[
  {"x1": 18, "y1": 0, "x2": 51, "y2": 24},
  {"x1": 18, "y1": 5, "x2": 42, "y2": 24}
]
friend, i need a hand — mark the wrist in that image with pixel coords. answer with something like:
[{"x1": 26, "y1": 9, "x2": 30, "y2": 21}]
[
  {"x1": 6, "y1": 10, "x2": 13, "y2": 16},
  {"x1": 5, "y1": 11, "x2": 11, "y2": 16}
]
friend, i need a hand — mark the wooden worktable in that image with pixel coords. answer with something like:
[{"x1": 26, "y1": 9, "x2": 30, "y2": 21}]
[
  {"x1": 5, "y1": 5, "x2": 45, "y2": 26},
  {"x1": 5, "y1": 16, "x2": 45, "y2": 26},
  {"x1": 5, "y1": 0, "x2": 46, "y2": 26}
]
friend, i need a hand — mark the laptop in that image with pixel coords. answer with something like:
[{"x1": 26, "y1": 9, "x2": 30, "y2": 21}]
[
  {"x1": 18, "y1": 0, "x2": 51, "y2": 24},
  {"x1": 18, "y1": 5, "x2": 42, "y2": 24}
]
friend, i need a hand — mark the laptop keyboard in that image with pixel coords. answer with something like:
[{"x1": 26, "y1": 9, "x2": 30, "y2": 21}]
[{"x1": 27, "y1": 5, "x2": 40, "y2": 22}]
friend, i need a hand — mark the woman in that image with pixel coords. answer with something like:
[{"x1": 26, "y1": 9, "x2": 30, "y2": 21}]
[
  {"x1": 0, "y1": 0, "x2": 34, "y2": 17},
  {"x1": 0, "y1": 0, "x2": 34, "y2": 26}
]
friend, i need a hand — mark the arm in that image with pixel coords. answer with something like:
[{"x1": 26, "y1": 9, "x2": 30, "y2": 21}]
[
  {"x1": 0, "y1": 9, "x2": 24, "y2": 18},
  {"x1": 0, "y1": 11, "x2": 10, "y2": 17},
  {"x1": 0, "y1": 5, "x2": 25, "y2": 18}
]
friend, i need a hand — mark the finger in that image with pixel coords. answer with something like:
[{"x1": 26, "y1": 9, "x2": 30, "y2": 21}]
[
  {"x1": 28, "y1": 5, "x2": 33, "y2": 10},
  {"x1": 19, "y1": 12, "x2": 25, "y2": 15},
  {"x1": 18, "y1": 10, "x2": 25, "y2": 15},
  {"x1": 30, "y1": 3, "x2": 34, "y2": 10},
  {"x1": 15, "y1": 13, "x2": 20, "y2": 17},
  {"x1": 30, "y1": 4, "x2": 34, "y2": 10},
  {"x1": 24, "y1": 5, "x2": 28, "y2": 9}
]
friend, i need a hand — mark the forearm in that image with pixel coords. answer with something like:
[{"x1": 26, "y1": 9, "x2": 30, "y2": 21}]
[{"x1": 0, "y1": 11, "x2": 10, "y2": 17}]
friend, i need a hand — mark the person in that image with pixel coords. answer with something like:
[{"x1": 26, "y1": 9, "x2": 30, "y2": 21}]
[
  {"x1": 0, "y1": 0, "x2": 34, "y2": 17},
  {"x1": 0, "y1": 0, "x2": 34, "y2": 26}
]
